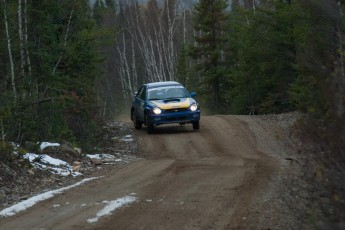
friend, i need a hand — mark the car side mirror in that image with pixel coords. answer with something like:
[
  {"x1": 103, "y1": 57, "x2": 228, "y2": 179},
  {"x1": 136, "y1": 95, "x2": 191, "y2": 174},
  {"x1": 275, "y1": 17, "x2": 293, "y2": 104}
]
[{"x1": 190, "y1": 92, "x2": 197, "y2": 98}]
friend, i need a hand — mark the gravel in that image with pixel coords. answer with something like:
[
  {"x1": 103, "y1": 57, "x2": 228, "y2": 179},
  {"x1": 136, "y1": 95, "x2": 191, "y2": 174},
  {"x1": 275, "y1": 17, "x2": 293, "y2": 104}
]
[
  {"x1": 1, "y1": 113, "x2": 343, "y2": 228},
  {"x1": 237, "y1": 112, "x2": 345, "y2": 229}
]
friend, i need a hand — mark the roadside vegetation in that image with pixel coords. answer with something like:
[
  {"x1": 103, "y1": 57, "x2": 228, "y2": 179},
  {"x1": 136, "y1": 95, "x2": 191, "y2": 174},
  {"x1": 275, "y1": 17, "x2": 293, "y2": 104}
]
[{"x1": 0, "y1": 0, "x2": 344, "y2": 226}]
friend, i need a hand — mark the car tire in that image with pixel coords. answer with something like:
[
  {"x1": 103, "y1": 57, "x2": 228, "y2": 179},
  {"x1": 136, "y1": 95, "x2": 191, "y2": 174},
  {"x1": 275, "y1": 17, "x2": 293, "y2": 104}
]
[
  {"x1": 132, "y1": 112, "x2": 142, "y2": 130},
  {"x1": 147, "y1": 124, "x2": 154, "y2": 134},
  {"x1": 146, "y1": 114, "x2": 154, "y2": 134},
  {"x1": 192, "y1": 121, "x2": 200, "y2": 130}
]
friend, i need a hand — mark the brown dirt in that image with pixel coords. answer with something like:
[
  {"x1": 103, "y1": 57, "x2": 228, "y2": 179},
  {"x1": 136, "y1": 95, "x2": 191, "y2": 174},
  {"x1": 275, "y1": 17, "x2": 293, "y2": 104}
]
[
  {"x1": 0, "y1": 114, "x2": 320, "y2": 229},
  {"x1": 0, "y1": 121, "x2": 137, "y2": 210}
]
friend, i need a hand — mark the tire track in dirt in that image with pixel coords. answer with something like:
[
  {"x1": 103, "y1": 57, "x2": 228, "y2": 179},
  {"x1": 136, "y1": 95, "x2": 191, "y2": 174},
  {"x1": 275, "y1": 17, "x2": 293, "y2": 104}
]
[
  {"x1": 0, "y1": 115, "x2": 281, "y2": 230},
  {"x1": 93, "y1": 116, "x2": 279, "y2": 230}
]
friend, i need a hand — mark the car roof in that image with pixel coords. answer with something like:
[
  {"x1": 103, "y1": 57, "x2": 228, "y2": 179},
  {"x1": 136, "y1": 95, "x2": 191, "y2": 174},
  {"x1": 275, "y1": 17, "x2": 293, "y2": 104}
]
[{"x1": 145, "y1": 81, "x2": 182, "y2": 89}]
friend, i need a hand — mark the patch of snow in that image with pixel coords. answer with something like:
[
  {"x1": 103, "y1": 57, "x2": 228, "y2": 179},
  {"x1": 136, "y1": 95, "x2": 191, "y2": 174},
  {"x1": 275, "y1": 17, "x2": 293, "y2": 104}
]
[
  {"x1": 40, "y1": 142, "x2": 60, "y2": 150},
  {"x1": 87, "y1": 195, "x2": 137, "y2": 223},
  {"x1": 39, "y1": 154, "x2": 68, "y2": 167},
  {"x1": 11, "y1": 142, "x2": 20, "y2": 155},
  {"x1": 23, "y1": 153, "x2": 80, "y2": 177},
  {"x1": 86, "y1": 154, "x2": 115, "y2": 159},
  {"x1": 0, "y1": 177, "x2": 101, "y2": 217},
  {"x1": 121, "y1": 135, "x2": 134, "y2": 142}
]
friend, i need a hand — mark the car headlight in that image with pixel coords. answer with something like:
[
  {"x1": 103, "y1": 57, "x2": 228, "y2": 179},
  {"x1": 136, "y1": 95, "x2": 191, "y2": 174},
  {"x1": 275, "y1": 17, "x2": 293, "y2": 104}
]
[
  {"x1": 152, "y1": 107, "x2": 162, "y2": 114},
  {"x1": 190, "y1": 104, "x2": 198, "y2": 111}
]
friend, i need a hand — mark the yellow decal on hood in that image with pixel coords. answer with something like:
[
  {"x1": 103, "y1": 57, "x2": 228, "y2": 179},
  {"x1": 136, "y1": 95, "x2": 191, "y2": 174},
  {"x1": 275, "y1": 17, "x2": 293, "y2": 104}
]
[{"x1": 151, "y1": 98, "x2": 190, "y2": 110}]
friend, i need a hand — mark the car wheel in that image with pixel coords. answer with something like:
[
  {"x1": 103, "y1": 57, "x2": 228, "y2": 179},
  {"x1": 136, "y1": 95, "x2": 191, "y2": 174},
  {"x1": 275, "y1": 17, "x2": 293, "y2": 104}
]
[
  {"x1": 132, "y1": 112, "x2": 142, "y2": 129},
  {"x1": 147, "y1": 124, "x2": 154, "y2": 134},
  {"x1": 192, "y1": 121, "x2": 200, "y2": 130},
  {"x1": 146, "y1": 114, "x2": 154, "y2": 134}
]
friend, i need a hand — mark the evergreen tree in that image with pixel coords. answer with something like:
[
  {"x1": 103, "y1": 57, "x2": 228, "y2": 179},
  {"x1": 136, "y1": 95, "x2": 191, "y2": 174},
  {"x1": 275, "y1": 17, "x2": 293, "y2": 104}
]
[
  {"x1": 176, "y1": 45, "x2": 189, "y2": 87},
  {"x1": 289, "y1": 0, "x2": 345, "y2": 156},
  {"x1": 0, "y1": 0, "x2": 106, "y2": 150},
  {"x1": 189, "y1": 0, "x2": 229, "y2": 111},
  {"x1": 229, "y1": 2, "x2": 299, "y2": 114}
]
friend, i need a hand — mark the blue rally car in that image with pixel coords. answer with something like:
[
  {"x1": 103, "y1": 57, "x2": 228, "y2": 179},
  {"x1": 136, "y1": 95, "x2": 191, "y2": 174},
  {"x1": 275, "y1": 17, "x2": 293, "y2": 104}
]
[{"x1": 131, "y1": 81, "x2": 200, "y2": 133}]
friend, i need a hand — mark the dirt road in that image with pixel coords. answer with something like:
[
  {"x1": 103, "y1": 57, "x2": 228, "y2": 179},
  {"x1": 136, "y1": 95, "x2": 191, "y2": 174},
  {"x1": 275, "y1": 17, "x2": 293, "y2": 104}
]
[{"x1": 0, "y1": 115, "x2": 293, "y2": 229}]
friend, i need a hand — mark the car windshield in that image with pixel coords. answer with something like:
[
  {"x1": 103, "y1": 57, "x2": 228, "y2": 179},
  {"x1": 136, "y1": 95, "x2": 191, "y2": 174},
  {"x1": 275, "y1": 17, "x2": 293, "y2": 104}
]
[{"x1": 147, "y1": 86, "x2": 190, "y2": 100}]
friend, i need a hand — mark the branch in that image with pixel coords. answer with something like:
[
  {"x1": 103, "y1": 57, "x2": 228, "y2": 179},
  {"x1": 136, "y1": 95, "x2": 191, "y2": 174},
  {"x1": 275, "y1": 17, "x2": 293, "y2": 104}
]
[{"x1": 52, "y1": 9, "x2": 74, "y2": 76}]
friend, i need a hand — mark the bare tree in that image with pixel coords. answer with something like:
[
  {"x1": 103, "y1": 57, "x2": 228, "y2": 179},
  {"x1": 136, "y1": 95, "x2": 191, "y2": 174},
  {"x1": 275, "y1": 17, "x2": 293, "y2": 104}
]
[
  {"x1": 2, "y1": 0, "x2": 17, "y2": 102},
  {"x1": 117, "y1": 32, "x2": 134, "y2": 98},
  {"x1": 116, "y1": 0, "x2": 185, "y2": 98},
  {"x1": 333, "y1": 18, "x2": 345, "y2": 118},
  {"x1": 24, "y1": 0, "x2": 32, "y2": 78},
  {"x1": 18, "y1": 0, "x2": 25, "y2": 79}
]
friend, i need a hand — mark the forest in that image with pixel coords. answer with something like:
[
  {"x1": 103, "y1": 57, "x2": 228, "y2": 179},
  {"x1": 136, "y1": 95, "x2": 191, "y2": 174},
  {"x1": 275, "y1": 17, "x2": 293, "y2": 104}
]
[{"x1": 0, "y1": 0, "x2": 344, "y2": 165}]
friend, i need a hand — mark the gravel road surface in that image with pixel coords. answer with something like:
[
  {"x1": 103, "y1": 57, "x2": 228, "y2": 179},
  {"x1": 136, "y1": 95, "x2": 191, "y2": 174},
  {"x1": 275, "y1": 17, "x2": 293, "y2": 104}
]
[{"x1": 0, "y1": 115, "x2": 299, "y2": 230}]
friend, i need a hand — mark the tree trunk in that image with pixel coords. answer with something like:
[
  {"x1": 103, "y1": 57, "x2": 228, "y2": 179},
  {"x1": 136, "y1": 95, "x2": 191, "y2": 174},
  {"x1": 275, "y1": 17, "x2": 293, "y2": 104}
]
[
  {"x1": 2, "y1": 0, "x2": 17, "y2": 102},
  {"x1": 18, "y1": 0, "x2": 25, "y2": 80},
  {"x1": 52, "y1": 9, "x2": 74, "y2": 76},
  {"x1": 334, "y1": 19, "x2": 345, "y2": 118},
  {"x1": 24, "y1": 0, "x2": 32, "y2": 79},
  {"x1": 1, "y1": 118, "x2": 5, "y2": 142}
]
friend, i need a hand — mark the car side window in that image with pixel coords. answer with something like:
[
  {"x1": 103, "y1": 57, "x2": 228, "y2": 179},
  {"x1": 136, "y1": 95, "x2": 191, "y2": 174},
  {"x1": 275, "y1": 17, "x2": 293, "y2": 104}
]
[
  {"x1": 139, "y1": 86, "x2": 146, "y2": 100},
  {"x1": 136, "y1": 86, "x2": 144, "y2": 99}
]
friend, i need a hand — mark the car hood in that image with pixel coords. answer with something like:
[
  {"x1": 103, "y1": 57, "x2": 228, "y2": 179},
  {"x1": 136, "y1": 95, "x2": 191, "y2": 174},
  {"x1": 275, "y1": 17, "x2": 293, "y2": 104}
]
[{"x1": 149, "y1": 98, "x2": 193, "y2": 110}]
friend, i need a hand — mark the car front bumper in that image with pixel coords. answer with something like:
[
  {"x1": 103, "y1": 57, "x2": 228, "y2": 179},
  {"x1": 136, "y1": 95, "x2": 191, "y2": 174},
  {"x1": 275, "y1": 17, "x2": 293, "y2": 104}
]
[{"x1": 146, "y1": 109, "x2": 200, "y2": 125}]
